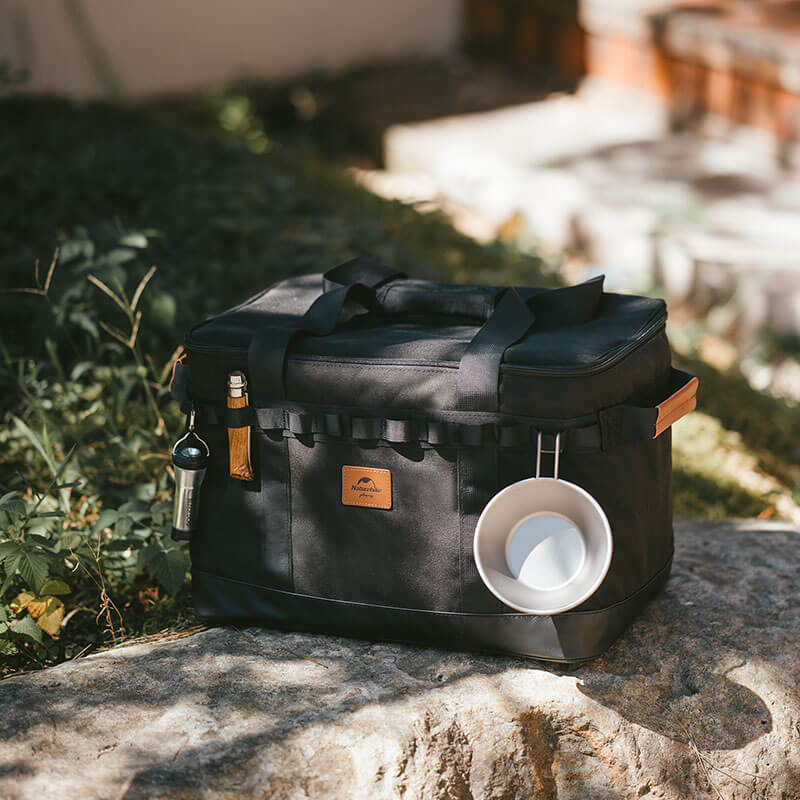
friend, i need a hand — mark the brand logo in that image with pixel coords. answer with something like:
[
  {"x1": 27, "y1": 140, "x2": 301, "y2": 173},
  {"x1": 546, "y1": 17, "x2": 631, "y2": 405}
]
[{"x1": 342, "y1": 466, "x2": 392, "y2": 510}]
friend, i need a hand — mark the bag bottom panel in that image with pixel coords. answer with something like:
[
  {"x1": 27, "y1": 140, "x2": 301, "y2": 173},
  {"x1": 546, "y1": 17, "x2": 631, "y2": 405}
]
[{"x1": 192, "y1": 558, "x2": 671, "y2": 664}]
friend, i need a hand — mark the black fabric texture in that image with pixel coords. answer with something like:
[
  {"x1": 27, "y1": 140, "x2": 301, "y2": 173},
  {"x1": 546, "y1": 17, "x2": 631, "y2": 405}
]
[
  {"x1": 179, "y1": 265, "x2": 686, "y2": 660},
  {"x1": 192, "y1": 556, "x2": 672, "y2": 663},
  {"x1": 189, "y1": 423, "x2": 264, "y2": 586},
  {"x1": 289, "y1": 438, "x2": 462, "y2": 611},
  {"x1": 456, "y1": 288, "x2": 536, "y2": 412}
]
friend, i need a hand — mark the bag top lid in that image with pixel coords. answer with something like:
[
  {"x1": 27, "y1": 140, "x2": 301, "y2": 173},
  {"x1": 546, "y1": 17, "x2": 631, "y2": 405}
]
[{"x1": 186, "y1": 271, "x2": 667, "y2": 375}]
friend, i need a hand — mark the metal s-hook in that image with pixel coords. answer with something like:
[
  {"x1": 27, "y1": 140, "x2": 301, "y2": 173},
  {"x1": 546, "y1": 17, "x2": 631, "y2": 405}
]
[{"x1": 172, "y1": 403, "x2": 209, "y2": 458}]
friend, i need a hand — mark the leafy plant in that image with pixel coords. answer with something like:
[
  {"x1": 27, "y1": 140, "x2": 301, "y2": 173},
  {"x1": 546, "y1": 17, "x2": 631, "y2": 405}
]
[{"x1": 0, "y1": 236, "x2": 189, "y2": 673}]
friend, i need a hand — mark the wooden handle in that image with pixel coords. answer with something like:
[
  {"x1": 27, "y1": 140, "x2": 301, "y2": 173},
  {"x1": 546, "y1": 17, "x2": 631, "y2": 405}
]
[
  {"x1": 654, "y1": 374, "x2": 698, "y2": 438},
  {"x1": 227, "y1": 393, "x2": 254, "y2": 481}
]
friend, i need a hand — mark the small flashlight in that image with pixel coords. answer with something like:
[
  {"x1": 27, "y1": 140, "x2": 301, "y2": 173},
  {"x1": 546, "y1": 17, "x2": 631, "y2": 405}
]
[{"x1": 171, "y1": 409, "x2": 210, "y2": 541}]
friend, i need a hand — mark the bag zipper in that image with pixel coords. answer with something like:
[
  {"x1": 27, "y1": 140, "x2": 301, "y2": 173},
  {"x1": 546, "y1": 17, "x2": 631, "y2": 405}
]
[{"x1": 184, "y1": 313, "x2": 666, "y2": 379}]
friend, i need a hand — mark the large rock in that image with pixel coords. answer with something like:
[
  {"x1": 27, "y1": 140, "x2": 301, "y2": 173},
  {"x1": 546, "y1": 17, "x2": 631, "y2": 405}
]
[{"x1": 0, "y1": 519, "x2": 798, "y2": 800}]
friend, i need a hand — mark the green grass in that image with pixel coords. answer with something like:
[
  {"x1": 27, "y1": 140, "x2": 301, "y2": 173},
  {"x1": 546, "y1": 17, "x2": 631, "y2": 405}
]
[{"x1": 0, "y1": 90, "x2": 797, "y2": 674}]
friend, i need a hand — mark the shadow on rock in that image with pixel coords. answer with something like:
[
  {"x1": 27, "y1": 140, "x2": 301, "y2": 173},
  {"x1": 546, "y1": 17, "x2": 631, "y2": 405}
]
[{"x1": 577, "y1": 661, "x2": 771, "y2": 751}]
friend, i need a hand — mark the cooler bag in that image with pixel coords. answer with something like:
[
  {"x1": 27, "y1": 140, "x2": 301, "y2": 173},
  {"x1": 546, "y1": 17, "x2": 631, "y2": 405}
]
[{"x1": 169, "y1": 258, "x2": 697, "y2": 662}]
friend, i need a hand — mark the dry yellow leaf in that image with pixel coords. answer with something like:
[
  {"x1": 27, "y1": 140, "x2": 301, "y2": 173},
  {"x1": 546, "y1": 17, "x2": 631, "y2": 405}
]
[
  {"x1": 10, "y1": 591, "x2": 35, "y2": 615},
  {"x1": 34, "y1": 597, "x2": 64, "y2": 638},
  {"x1": 26, "y1": 598, "x2": 48, "y2": 618}
]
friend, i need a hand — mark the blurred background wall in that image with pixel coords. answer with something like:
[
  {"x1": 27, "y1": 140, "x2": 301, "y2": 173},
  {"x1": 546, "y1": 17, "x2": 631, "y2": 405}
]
[{"x1": 0, "y1": 0, "x2": 462, "y2": 97}]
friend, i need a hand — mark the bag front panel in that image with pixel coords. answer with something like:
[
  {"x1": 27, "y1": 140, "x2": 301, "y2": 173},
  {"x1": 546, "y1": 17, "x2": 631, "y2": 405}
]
[
  {"x1": 287, "y1": 438, "x2": 465, "y2": 612},
  {"x1": 191, "y1": 413, "x2": 674, "y2": 620},
  {"x1": 190, "y1": 420, "x2": 266, "y2": 587}
]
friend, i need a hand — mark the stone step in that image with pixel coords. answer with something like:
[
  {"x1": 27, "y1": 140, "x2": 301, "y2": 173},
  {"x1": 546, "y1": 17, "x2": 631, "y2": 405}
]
[{"x1": 380, "y1": 84, "x2": 800, "y2": 340}]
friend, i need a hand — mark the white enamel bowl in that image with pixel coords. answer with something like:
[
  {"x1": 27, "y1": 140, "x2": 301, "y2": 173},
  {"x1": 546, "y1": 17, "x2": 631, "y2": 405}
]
[{"x1": 473, "y1": 477, "x2": 613, "y2": 615}]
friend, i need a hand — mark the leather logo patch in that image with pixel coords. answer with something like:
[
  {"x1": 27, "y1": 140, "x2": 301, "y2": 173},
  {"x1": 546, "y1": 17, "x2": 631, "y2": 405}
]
[{"x1": 342, "y1": 466, "x2": 392, "y2": 510}]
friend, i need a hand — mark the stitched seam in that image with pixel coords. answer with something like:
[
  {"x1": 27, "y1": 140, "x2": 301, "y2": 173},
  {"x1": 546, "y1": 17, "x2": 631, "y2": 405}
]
[{"x1": 291, "y1": 360, "x2": 457, "y2": 372}]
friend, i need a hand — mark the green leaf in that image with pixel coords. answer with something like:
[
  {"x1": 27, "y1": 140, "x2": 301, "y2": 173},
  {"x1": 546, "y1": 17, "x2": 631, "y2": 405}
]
[
  {"x1": 57, "y1": 532, "x2": 84, "y2": 551},
  {"x1": 40, "y1": 578, "x2": 71, "y2": 596},
  {"x1": 118, "y1": 500, "x2": 150, "y2": 515},
  {"x1": 92, "y1": 509, "x2": 120, "y2": 535},
  {"x1": 10, "y1": 613, "x2": 44, "y2": 644},
  {"x1": 0, "y1": 541, "x2": 20, "y2": 562},
  {"x1": 0, "y1": 638, "x2": 19, "y2": 656},
  {"x1": 69, "y1": 310, "x2": 99, "y2": 339},
  {"x1": 103, "y1": 539, "x2": 137, "y2": 553},
  {"x1": 24, "y1": 534, "x2": 55, "y2": 547},
  {"x1": 11, "y1": 416, "x2": 57, "y2": 476},
  {"x1": 16, "y1": 547, "x2": 50, "y2": 594},
  {"x1": 115, "y1": 516, "x2": 133, "y2": 539},
  {"x1": 0, "y1": 499, "x2": 27, "y2": 522},
  {"x1": 0, "y1": 492, "x2": 20, "y2": 507},
  {"x1": 120, "y1": 232, "x2": 148, "y2": 248},
  {"x1": 142, "y1": 543, "x2": 189, "y2": 596},
  {"x1": 0, "y1": 558, "x2": 20, "y2": 596}
]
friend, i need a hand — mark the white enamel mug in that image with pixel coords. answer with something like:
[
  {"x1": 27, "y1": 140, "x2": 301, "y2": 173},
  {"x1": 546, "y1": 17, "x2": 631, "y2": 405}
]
[{"x1": 473, "y1": 433, "x2": 613, "y2": 615}]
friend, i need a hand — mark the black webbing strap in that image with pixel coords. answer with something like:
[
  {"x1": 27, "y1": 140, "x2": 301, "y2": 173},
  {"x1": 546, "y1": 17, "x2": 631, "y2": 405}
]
[
  {"x1": 196, "y1": 365, "x2": 694, "y2": 452},
  {"x1": 198, "y1": 402, "x2": 604, "y2": 452},
  {"x1": 249, "y1": 269, "x2": 604, "y2": 408},
  {"x1": 599, "y1": 405, "x2": 658, "y2": 451},
  {"x1": 456, "y1": 277, "x2": 604, "y2": 413},
  {"x1": 598, "y1": 368, "x2": 697, "y2": 449},
  {"x1": 322, "y1": 257, "x2": 405, "y2": 293},
  {"x1": 248, "y1": 327, "x2": 298, "y2": 404},
  {"x1": 249, "y1": 260, "x2": 402, "y2": 404},
  {"x1": 456, "y1": 288, "x2": 536, "y2": 412},
  {"x1": 302, "y1": 282, "x2": 377, "y2": 336}
]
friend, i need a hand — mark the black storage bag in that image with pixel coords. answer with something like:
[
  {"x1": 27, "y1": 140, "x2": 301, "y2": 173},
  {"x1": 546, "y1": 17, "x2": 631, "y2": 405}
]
[{"x1": 171, "y1": 259, "x2": 696, "y2": 662}]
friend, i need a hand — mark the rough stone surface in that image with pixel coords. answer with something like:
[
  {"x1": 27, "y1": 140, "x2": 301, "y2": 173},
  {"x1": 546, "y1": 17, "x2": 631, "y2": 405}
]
[{"x1": 1, "y1": 519, "x2": 798, "y2": 800}]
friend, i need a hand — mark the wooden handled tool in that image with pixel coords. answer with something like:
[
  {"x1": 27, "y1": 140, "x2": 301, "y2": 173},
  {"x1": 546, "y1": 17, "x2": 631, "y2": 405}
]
[{"x1": 227, "y1": 371, "x2": 254, "y2": 481}]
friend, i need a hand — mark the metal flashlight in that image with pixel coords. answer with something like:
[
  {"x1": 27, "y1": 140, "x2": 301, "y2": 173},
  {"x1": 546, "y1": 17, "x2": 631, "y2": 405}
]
[{"x1": 171, "y1": 409, "x2": 210, "y2": 541}]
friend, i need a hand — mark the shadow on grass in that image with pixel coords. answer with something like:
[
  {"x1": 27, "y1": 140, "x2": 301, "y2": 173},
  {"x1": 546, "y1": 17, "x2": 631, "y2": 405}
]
[{"x1": 673, "y1": 466, "x2": 768, "y2": 519}]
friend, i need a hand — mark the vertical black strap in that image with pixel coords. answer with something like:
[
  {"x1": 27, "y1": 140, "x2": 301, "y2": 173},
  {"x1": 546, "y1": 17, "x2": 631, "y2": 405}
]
[
  {"x1": 456, "y1": 288, "x2": 537, "y2": 412},
  {"x1": 248, "y1": 328, "x2": 297, "y2": 404},
  {"x1": 249, "y1": 265, "x2": 401, "y2": 404},
  {"x1": 301, "y1": 282, "x2": 376, "y2": 336}
]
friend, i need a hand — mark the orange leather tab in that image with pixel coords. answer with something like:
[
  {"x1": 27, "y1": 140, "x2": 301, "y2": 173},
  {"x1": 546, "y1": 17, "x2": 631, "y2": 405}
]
[
  {"x1": 342, "y1": 466, "x2": 392, "y2": 510},
  {"x1": 655, "y1": 375, "x2": 698, "y2": 438},
  {"x1": 228, "y1": 393, "x2": 254, "y2": 481}
]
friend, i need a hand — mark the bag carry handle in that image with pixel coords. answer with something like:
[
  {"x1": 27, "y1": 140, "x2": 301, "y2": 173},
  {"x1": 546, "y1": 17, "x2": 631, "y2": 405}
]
[
  {"x1": 598, "y1": 368, "x2": 698, "y2": 450},
  {"x1": 248, "y1": 259, "x2": 604, "y2": 412},
  {"x1": 321, "y1": 258, "x2": 406, "y2": 294},
  {"x1": 320, "y1": 257, "x2": 603, "y2": 327}
]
